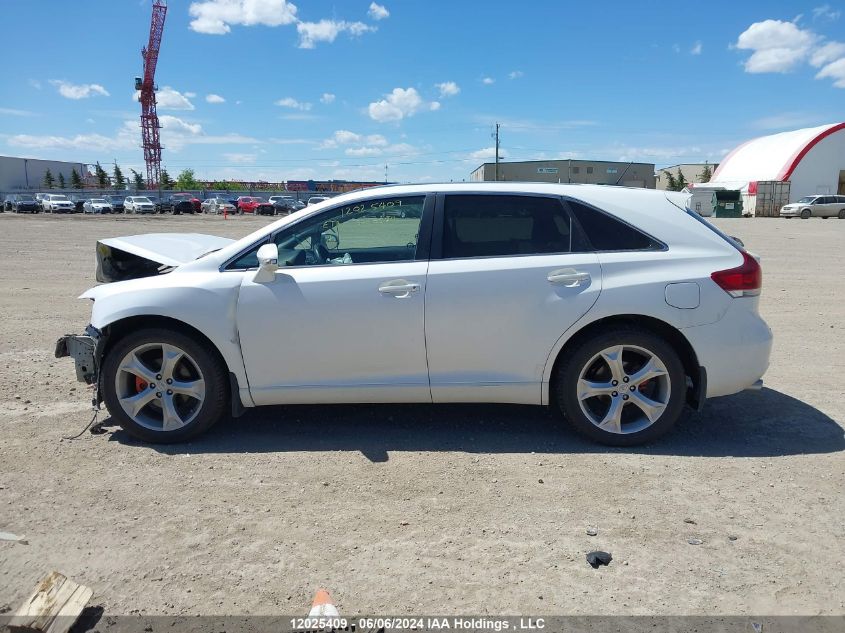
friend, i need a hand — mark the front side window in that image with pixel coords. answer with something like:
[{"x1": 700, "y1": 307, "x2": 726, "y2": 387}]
[
  {"x1": 442, "y1": 195, "x2": 587, "y2": 259},
  {"x1": 229, "y1": 195, "x2": 425, "y2": 269}
]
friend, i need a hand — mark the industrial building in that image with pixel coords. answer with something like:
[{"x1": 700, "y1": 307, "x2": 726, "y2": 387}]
[
  {"x1": 470, "y1": 159, "x2": 656, "y2": 188},
  {"x1": 655, "y1": 163, "x2": 717, "y2": 190},
  {"x1": 0, "y1": 155, "x2": 89, "y2": 190},
  {"x1": 706, "y1": 122, "x2": 845, "y2": 215}
]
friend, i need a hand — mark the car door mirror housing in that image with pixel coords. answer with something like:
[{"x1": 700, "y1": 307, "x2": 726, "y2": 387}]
[{"x1": 253, "y1": 243, "x2": 279, "y2": 282}]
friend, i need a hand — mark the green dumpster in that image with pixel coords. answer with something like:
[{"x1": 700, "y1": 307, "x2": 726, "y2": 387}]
[{"x1": 714, "y1": 190, "x2": 743, "y2": 218}]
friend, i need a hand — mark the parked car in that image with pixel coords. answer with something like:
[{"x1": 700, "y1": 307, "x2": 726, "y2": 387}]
[
  {"x1": 144, "y1": 195, "x2": 162, "y2": 213},
  {"x1": 82, "y1": 198, "x2": 113, "y2": 214},
  {"x1": 70, "y1": 194, "x2": 90, "y2": 213},
  {"x1": 42, "y1": 194, "x2": 75, "y2": 213},
  {"x1": 125, "y1": 196, "x2": 157, "y2": 214},
  {"x1": 56, "y1": 183, "x2": 772, "y2": 446},
  {"x1": 201, "y1": 196, "x2": 235, "y2": 214},
  {"x1": 268, "y1": 195, "x2": 296, "y2": 215},
  {"x1": 4, "y1": 194, "x2": 40, "y2": 213},
  {"x1": 103, "y1": 195, "x2": 125, "y2": 214},
  {"x1": 161, "y1": 193, "x2": 199, "y2": 214},
  {"x1": 307, "y1": 195, "x2": 330, "y2": 206},
  {"x1": 780, "y1": 194, "x2": 845, "y2": 219},
  {"x1": 34, "y1": 192, "x2": 48, "y2": 211},
  {"x1": 255, "y1": 199, "x2": 276, "y2": 216},
  {"x1": 236, "y1": 196, "x2": 263, "y2": 214}
]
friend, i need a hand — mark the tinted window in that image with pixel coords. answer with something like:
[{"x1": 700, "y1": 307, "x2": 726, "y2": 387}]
[
  {"x1": 442, "y1": 195, "x2": 587, "y2": 259},
  {"x1": 567, "y1": 200, "x2": 660, "y2": 251}
]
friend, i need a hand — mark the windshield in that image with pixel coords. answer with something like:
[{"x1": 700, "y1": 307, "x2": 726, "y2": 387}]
[
  {"x1": 52, "y1": 195, "x2": 69, "y2": 201},
  {"x1": 796, "y1": 196, "x2": 817, "y2": 203},
  {"x1": 19, "y1": 195, "x2": 35, "y2": 201},
  {"x1": 90, "y1": 199, "x2": 107, "y2": 203},
  {"x1": 135, "y1": 197, "x2": 152, "y2": 203}
]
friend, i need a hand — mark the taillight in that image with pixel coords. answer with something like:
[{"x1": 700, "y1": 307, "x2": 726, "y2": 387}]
[{"x1": 711, "y1": 251, "x2": 762, "y2": 297}]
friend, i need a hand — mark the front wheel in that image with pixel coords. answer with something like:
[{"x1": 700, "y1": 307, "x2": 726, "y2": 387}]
[
  {"x1": 839, "y1": 209, "x2": 845, "y2": 219},
  {"x1": 552, "y1": 327, "x2": 687, "y2": 446},
  {"x1": 101, "y1": 328, "x2": 229, "y2": 443},
  {"x1": 800, "y1": 209, "x2": 811, "y2": 219}
]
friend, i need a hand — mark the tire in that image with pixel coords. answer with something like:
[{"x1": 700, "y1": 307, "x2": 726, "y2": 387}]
[
  {"x1": 101, "y1": 328, "x2": 229, "y2": 443},
  {"x1": 552, "y1": 326, "x2": 687, "y2": 446},
  {"x1": 839, "y1": 209, "x2": 845, "y2": 219},
  {"x1": 800, "y1": 209, "x2": 811, "y2": 219}
]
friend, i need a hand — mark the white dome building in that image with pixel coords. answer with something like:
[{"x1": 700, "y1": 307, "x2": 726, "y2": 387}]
[{"x1": 706, "y1": 122, "x2": 845, "y2": 216}]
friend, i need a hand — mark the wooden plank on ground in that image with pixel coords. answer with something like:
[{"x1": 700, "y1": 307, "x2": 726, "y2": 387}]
[{"x1": 7, "y1": 571, "x2": 93, "y2": 633}]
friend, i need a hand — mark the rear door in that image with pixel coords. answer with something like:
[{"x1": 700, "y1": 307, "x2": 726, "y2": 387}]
[{"x1": 424, "y1": 193, "x2": 602, "y2": 404}]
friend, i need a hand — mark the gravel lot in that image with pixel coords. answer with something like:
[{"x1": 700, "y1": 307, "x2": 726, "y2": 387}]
[{"x1": 0, "y1": 212, "x2": 842, "y2": 616}]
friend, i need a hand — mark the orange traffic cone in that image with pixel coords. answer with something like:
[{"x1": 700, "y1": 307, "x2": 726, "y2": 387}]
[
  {"x1": 308, "y1": 588, "x2": 339, "y2": 617},
  {"x1": 223, "y1": 206, "x2": 228, "y2": 220}
]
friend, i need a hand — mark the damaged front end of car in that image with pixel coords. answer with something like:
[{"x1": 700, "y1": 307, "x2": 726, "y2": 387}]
[{"x1": 55, "y1": 324, "x2": 106, "y2": 408}]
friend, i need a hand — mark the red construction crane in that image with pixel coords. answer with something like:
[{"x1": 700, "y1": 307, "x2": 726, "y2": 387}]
[{"x1": 136, "y1": 0, "x2": 167, "y2": 187}]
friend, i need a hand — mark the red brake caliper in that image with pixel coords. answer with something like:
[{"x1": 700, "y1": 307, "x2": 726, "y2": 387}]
[{"x1": 135, "y1": 376, "x2": 148, "y2": 393}]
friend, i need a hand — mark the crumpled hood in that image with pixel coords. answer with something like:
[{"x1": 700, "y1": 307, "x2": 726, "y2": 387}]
[{"x1": 95, "y1": 233, "x2": 234, "y2": 283}]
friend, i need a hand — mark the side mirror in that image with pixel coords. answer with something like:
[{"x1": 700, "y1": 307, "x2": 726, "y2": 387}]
[{"x1": 253, "y1": 243, "x2": 279, "y2": 283}]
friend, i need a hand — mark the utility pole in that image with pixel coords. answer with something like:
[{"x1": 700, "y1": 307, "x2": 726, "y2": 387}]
[
  {"x1": 384, "y1": 163, "x2": 388, "y2": 184},
  {"x1": 493, "y1": 122, "x2": 500, "y2": 181}
]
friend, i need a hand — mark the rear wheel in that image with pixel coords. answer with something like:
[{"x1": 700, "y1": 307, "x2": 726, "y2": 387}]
[
  {"x1": 839, "y1": 209, "x2": 845, "y2": 219},
  {"x1": 101, "y1": 328, "x2": 229, "y2": 443},
  {"x1": 553, "y1": 327, "x2": 686, "y2": 446},
  {"x1": 800, "y1": 209, "x2": 811, "y2": 219}
]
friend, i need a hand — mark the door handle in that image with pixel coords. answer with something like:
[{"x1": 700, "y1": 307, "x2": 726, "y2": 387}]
[
  {"x1": 547, "y1": 268, "x2": 591, "y2": 287},
  {"x1": 379, "y1": 279, "x2": 420, "y2": 297}
]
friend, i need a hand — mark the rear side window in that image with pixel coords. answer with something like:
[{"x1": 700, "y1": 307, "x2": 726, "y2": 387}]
[
  {"x1": 442, "y1": 194, "x2": 588, "y2": 258},
  {"x1": 566, "y1": 200, "x2": 660, "y2": 251}
]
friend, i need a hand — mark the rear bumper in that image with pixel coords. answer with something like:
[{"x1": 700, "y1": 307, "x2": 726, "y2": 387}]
[{"x1": 682, "y1": 301, "x2": 773, "y2": 398}]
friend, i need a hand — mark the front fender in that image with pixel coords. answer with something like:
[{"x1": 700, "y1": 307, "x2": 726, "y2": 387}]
[{"x1": 84, "y1": 271, "x2": 254, "y2": 407}]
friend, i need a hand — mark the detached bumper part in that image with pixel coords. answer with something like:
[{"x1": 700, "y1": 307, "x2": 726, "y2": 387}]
[{"x1": 55, "y1": 328, "x2": 100, "y2": 384}]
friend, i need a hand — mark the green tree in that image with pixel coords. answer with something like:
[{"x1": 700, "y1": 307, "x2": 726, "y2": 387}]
[
  {"x1": 699, "y1": 162, "x2": 712, "y2": 183},
  {"x1": 662, "y1": 170, "x2": 677, "y2": 191},
  {"x1": 70, "y1": 168, "x2": 83, "y2": 189},
  {"x1": 58, "y1": 172, "x2": 66, "y2": 189},
  {"x1": 113, "y1": 163, "x2": 126, "y2": 190},
  {"x1": 175, "y1": 168, "x2": 199, "y2": 190},
  {"x1": 159, "y1": 169, "x2": 174, "y2": 190},
  {"x1": 676, "y1": 168, "x2": 687, "y2": 191},
  {"x1": 94, "y1": 162, "x2": 110, "y2": 188},
  {"x1": 130, "y1": 169, "x2": 145, "y2": 190},
  {"x1": 43, "y1": 169, "x2": 55, "y2": 189}
]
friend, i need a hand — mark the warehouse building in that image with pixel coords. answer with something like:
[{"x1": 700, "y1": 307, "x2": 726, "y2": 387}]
[
  {"x1": 0, "y1": 155, "x2": 89, "y2": 190},
  {"x1": 655, "y1": 163, "x2": 717, "y2": 190},
  {"x1": 470, "y1": 159, "x2": 656, "y2": 188},
  {"x1": 706, "y1": 122, "x2": 845, "y2": 215}
]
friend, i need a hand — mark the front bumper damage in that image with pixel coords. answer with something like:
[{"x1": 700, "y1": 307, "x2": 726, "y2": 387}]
[{"x1": 55, "y1": 325, "x2": 103, "y2": 386}]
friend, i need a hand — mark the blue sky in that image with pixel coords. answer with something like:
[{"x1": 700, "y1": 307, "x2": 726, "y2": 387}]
[{"x1": 1, "y1": 0, "x2": 844, "y2": 183}]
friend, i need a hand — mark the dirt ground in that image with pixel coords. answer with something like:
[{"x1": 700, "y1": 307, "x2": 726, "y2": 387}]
[{"x1": 0, "y1": 212, "x2": 842, "y2": 617}]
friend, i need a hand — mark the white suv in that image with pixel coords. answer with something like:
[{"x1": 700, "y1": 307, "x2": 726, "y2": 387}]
[
  {"x1": 56, "y1": 183, "x2": 772, "y2": 446},
  {"x1": 42, "y1": 194, "x2": 75, "y2": 213},
  {"x1": 124, "y1": 196, "x2": 156, "y2": 214}
]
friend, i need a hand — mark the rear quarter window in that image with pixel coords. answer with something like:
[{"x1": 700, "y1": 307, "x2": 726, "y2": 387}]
[{"x1": 566, "y1": 200, "x2": 662, "y2": 251}]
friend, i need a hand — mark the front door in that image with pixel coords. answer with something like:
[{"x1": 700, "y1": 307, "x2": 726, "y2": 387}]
[{"x1": 234, "y1": 194, "x2": 433, "y2": 405}]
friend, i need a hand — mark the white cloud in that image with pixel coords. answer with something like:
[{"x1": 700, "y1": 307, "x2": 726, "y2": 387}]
[
  {"x1": 320, "y1": 92, "x2": 336, "y2": 104},
  {"x1": 690, "y1": 41, "x2": 702, "y2": 55},
  {"x1": 297, "y1": 19, "x2": 375, "y2": 48},
  {"x1": 368, "y1": 87, "x2": 438, "y2": 122},
  {"x1": 320, "y1": 130, "x2": 388, "y2": 148},
  {"x1": 188, "y1": 0, "x2": 298, "y2": 34},
  {"x1": 206, "y1": 93, "x2": 226, "y2": 103},
  {"x1": 735, "y1": 19, "x2": 815, "y2": 73},
  {"x1": 508, "y1": 70, "x2": 524, "y2": 79},
  {"x1": 223, "y1": 152, "x2": 256, "y2": 164},
  {"x1": 812, "y1": 5, "x2": 841, "y2": 21},
  {"x1": 810, "y1": 40, "x2": 845, "y2": 66},
  {"x1": 816, "y1": 57, "x2": 845, "y2": 87},
  {"x1": 275, "y1": 97, "x2": 312, "y2": 110},
  {"x1": 158, "y1": 115, "x2": 202, "y2": 136},
  {"x1": 469, "y1": 147, "x2": 507, "y2": 161},
  {"x1": 435, "y1": 81, "x2": 460, "y2": 97},
  {"x1": 50, "y1": 80, "x2": 110, "y2": 99},
  {"x1": 368, "y1": 2, "x2": 389, "y2": 20},
  {"x1": 0, "y1": 107, "x2": 36, "y2": 117},
  {"x1": 133, "y1": 86, "x2": 195, "y2": 110},
  {"x1": 735, "y1": 18, "x2": 845, "y2": 87},
  {"x1": 184, "y1": 91, "x2": 197, "y2": 98},
  {"x1": 482, "y1": 77, "x2": 495, "y2": 85}
]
